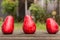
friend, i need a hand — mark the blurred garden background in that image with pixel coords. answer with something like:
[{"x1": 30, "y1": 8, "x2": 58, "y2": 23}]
[{"x1": 0, "y1": 0, "x2": 60, "y2": 31}]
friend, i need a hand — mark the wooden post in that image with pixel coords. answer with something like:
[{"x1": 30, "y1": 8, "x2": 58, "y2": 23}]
[
  {"x1": 34, "y1": 0, "x2": 37, "y2": 3},
  {"x1": 52, "y1": 10, "x2": 57, "y2": 19},
  {"x1": 25, "y1": 0, "x2": 27, "y2": 15},
  {"x1": 58, "y1": 0, "x2": 60, "y2": 15}
]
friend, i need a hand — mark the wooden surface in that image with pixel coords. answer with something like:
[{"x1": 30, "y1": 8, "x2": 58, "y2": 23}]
[{"x1": 0, "y1": 30, "x2": 60, "y2": 40}]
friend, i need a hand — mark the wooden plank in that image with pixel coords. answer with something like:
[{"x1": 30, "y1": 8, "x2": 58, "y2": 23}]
[{"x1": 0, "y1": 31, "x2": 60, "y2": 40}]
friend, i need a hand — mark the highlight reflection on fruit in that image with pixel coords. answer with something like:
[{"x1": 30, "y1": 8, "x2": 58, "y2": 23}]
[
  {"x1": 23, "y1": 15, "x2": 36, "y2": 34},
  {"x1": 2, "y1": 15, "x2": 14, "y2": 34},
  {"x1": 46, "y1": 18, "x2": 59, "y2": 34}
]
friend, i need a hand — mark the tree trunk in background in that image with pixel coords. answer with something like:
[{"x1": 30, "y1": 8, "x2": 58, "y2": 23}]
[
  {"x1": 18, "y1": 0, "x2": 34, "y2": 22},
  {"x1": 59, "y1": 0, "x2": 60, "y2": 16},
  {"x1": 56, "y1": 0, "x2": 60, "y2": 25},
  {"x1": 46, "y1": 0, "x2": 47, "y2": 13},
  {"x1": 56, "y1": 0, "x2": 60, "y2": 16},
  {"x1": 57, "y1": 0, "x2": 59, "y2": 15},
  {"x1": 18, "y1": 0, "x2": 25, "y2": 18}
]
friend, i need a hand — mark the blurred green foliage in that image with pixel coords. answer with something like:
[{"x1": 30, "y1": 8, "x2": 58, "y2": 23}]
[
  {"x1": 1, "y1": 0, "x2": 18, "y2": 14},
  {"x1": 29, "y1": 3, "x2": 47, "y2": 23},
  {"x1": 1, "y1": 0, "x2": 19, "y2": 22}
]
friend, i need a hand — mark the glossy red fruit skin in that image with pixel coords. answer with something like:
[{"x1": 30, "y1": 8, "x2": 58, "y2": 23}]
[
  {"x1": 46, "y1": 18, "x2": 59, "y2": 34},
  {"x1": 2, "y1": 15, "x2": 14, "y2": 34},
  {"x1": 23, "y1": 15, "x2": 36, "y2": 34}
]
